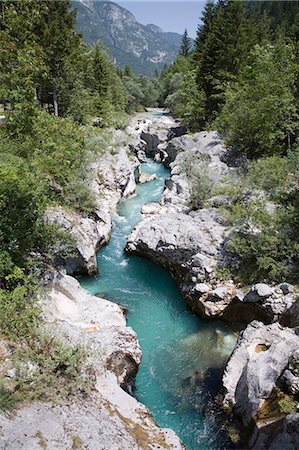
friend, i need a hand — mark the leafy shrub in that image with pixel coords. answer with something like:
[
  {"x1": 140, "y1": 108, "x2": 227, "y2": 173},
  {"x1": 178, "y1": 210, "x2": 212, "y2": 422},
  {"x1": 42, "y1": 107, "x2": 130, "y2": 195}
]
[
  {"x1": 110, "y1": 112, "x2": 130, "y2": 130},
  {"x1": 0, "y1": 384, "x2": 18, "y2": 417},
  {"x1": 13, "y1": 335, "x2": 93, "y2": 402},
  {"x1": 278, "y1": 396, "x2": 297, "y2": 415},
  {"x1": 180, "y1": 153, "x2": 213, "y2": 207},
  {"x1": 0, "y1": 267, "x2": 40, "y2": 340},
  {"x1": 217, "y1": 150, "x2": 299, "y2": 284},
  {"x1": 226, "y1": 205, "x2": 299, "y2": 283},
  {"x1": 0, "y1": 161, "x2": 46, "y2": 262},
  {"x1": 247, "y1": 156, "x2": 289, "y2": 197}
]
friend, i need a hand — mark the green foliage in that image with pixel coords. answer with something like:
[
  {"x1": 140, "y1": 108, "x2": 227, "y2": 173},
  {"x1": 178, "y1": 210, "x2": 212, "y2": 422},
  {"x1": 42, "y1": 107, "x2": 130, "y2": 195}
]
[
  {"x1": 0, "y1": 384, "x2": 18, "y2": 417},
  {"x1": 0, "y1": 31, "x2": 44, "y2": 136},
  {"x1": 220, "y1": 150, "x2": 299, "y2": 283},
  {"x1": 174, "y1": 69, "x2": 205, "y2": 130},
  {"x1": 195, "y1": 0, "x2": 247, "y2": 122},
  {"x1": 109, "y1": 111, "x2": 130, "y2": 130},
  {"x1": 0, "y1": 160, "x2": 46, "y2": 261},
  {"x1": 180, "y1": 29, "x2": 192, "y2": 58},
  {"x1": 0, "y1": 334, "x2": 93, "y2": 414},
  {"x1": 0, "y1": 267, "x2": 40, "y2": 341},
  {"x1": 122, "y1": 76, "x2": 145, "y2": 112},
  {"x1": 215, "y1": 40, "x2": 298, "y2": 157},
  {"x1": 161, "y1": 55, "x2": 205, "y2": 129},
  {"x1": 13, "y1": 335, "x2": 92, "y2": 402},
  {"x1": 227, "y1": 207, "x2": 298, "y2": 282},
  {"x1": 180, "y1": 153, "x2": 213, "y2": 207},
  {"x1": 278, "y1": 396, "x2": 297, "y2": 415}
]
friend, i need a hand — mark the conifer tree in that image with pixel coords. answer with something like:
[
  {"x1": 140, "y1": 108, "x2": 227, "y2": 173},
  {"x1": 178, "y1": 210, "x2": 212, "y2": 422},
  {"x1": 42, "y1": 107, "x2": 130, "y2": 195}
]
[
  {"x1": 194, "y1": 0, "x2": 217, "y2": 60},
  {"x1": 196, "y1": 0, "x2": 246, "y2": 122},
  {"x1": 124, "y1": 64, "x2": 134, "y2": 78},
  {"x1": 180, "y1": 29, "x2": 191, "y2": 58}
]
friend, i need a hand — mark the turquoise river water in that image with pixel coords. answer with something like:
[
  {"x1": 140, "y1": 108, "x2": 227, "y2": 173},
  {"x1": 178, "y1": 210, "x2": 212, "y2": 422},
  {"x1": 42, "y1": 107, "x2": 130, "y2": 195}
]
[{"x1": 80, "y1": 113, "x2": 236, "y2": 449}]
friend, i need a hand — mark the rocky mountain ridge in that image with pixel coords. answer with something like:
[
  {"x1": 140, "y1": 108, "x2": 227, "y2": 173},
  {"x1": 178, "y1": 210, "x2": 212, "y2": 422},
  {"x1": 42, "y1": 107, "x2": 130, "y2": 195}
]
[{"x1": 72, "y1": 0, "x2": 185, "y2": 75}]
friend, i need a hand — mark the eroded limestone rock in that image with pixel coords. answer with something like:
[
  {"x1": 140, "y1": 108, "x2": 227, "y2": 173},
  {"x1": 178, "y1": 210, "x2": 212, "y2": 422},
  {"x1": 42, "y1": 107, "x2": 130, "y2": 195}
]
[
  {"x1": 223, "y1": 321, "x2": 299, "y2": 427},
  {"x1": 0, "y1": 271, "x2": 183, "y2": 450}
]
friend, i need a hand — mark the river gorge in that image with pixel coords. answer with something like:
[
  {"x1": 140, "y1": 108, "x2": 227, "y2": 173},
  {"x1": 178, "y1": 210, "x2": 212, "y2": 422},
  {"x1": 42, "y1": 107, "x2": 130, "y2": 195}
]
[
  {"x1": 80, "y1": 111, "x2": 237, "y2": 449},
  {"x1": 1, "y1": 111, "x2": 298, "y2": 450}
]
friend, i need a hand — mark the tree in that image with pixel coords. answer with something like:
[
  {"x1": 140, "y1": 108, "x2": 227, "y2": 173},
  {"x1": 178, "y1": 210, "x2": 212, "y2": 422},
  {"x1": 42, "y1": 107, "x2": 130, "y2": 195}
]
[
  {"x1": 180, "y1": 29, "x2": 191, "y2": 58},
  {"x1": 122, "y1": 77, "x2": 144, "y2": 112},
  {"x1": 215, "y1": 40, "x2": 298, "y2": 157},
  {"x1": 194, "y1": 0, "x2": 217, "y2": 60},
  {"x1": 36, "y1": 0, "x2": 81, "y2": 116},
  {"x1": 124, "y1": 64, "x2": 133, "y2": 78},
  {"x1": 2, "y1": 0, "x2": 82, "y2": 118},
  {"x1": 195, "y1": 0, "x2": 247, "y2": 122}
]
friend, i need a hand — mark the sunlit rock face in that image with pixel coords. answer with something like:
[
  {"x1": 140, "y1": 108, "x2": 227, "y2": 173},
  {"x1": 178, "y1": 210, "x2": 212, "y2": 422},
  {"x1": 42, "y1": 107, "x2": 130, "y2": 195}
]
[{"x1": 223, "y1": 321, "x2": 299, "y2": 449}]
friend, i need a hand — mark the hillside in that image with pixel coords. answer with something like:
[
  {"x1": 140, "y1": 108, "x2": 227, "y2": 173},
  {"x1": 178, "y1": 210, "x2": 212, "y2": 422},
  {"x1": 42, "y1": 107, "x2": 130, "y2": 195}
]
[{"x1": 72, "y1": 0, "x2": 184, "y2": 75}]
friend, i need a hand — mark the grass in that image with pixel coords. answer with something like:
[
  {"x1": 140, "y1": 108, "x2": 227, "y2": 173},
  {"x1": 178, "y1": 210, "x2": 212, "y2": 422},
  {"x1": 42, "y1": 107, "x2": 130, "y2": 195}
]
[
  {"x1": 72, "y1": 435, "x2": 83, "y2": 449},
  {"x1": 0, "y1": 383, "x2": 18, "y2": 417}
]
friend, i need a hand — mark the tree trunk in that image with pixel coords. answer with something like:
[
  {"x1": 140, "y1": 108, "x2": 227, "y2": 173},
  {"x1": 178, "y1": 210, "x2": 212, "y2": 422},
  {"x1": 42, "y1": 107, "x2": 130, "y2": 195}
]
[
  {"x1": 36, "y1": 87, "x2": 43, "y2": 109},
  {"x1": 53, "y1": 86, "x2": 59, "y2": 116}
]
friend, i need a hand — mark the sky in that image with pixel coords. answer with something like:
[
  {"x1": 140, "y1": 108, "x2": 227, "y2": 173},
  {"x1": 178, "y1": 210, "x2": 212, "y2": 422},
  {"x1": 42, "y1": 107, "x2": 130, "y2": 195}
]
[{"x1": 116, "y1": 1, "x2": 206, "y2": 38}]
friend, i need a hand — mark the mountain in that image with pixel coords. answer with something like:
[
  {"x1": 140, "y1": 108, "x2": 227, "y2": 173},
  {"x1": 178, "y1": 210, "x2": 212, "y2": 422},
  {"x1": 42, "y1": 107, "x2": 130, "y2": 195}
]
[{"x1": 72, "y1": 0, "x2": 184, "y2": 76}]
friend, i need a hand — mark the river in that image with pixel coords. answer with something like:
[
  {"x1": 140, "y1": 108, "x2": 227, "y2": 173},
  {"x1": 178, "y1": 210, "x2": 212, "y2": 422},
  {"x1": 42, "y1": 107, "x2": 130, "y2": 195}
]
[{"x1": 80, "y1": 112, "x2": 236, "y2": 449}]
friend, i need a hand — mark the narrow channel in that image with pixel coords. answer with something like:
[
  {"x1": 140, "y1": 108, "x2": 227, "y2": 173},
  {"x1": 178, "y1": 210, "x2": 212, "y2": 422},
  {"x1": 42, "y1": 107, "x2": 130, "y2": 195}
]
[{"x1": 80, "y1": 113, "x2": 236, "y2": 450}]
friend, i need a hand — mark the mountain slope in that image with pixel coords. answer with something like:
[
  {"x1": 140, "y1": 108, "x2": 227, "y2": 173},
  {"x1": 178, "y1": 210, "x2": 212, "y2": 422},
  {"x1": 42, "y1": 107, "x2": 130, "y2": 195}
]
[{"x1": 72, "y1": 0, "x2": 184, "y2": 75}]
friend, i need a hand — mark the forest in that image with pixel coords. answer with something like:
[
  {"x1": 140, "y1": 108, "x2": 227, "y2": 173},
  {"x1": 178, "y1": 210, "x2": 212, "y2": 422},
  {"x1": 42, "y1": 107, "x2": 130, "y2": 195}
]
[{"x1": 0, "y1": 0, "x2": 299, "y2": 421}]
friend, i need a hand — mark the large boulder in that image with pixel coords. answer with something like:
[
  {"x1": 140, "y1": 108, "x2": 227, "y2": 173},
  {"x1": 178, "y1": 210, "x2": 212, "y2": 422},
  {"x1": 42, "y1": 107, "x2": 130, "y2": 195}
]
[
  {"x1": 126, "y1": 205, "x2": 227, "y2": 315},
  {"x1": 223, "y1": 321, "x2": 299, "y2": 430},
  {"x1": 44, "y1": 207, "x2": 108, "y2": 275},
  {"x1": 163, "y1": 131, "x2": 228, "y2": 168},
  {"x1": 0, "y1": 397, "x2": 182, "y2": 450},
  {"x1": 139, "y1": 115, "x2": 177, "y2": 158},
  {"x1": 204, "y1": 282, "x2": 298, "y2": 324}
]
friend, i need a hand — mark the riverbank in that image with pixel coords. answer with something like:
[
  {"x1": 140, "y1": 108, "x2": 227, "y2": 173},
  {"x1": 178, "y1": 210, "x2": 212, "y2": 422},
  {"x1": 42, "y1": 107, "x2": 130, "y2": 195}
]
[
  {"x1": 1, "y1": 111, "x2": 298, "y2": 449},
  {"x1": 0, "y1": 113, "x2": 184, "y2": 449},
  {"x1": 126, "y1": 117, "x2": 299, "y2": 448}
]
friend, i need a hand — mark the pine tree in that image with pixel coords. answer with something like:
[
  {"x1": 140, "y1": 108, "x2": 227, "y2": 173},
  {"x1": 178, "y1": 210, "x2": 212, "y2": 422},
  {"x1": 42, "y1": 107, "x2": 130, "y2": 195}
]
[
  {"x1": 180, "y1": 29, "x2": 191, "y2": 58},
  {"x1": 196, "y1": 0, "x2": 247, "y2": 122},
  {"x1": 124, "y1": 64, "x2": 133, "y2": 78},
  {"x1": 194, "y1": 0, "x2": 217, "y2": 60}
]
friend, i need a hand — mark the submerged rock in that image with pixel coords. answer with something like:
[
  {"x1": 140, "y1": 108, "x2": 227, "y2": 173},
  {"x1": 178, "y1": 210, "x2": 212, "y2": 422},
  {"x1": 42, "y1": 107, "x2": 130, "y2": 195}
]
[{"x1": 139, "y1": 172, "x2": 158, "y2": 184}]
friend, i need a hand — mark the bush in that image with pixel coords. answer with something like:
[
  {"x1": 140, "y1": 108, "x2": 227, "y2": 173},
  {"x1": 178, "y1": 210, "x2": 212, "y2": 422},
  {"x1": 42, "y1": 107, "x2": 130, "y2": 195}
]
[
  {"x1": 0, "y1": 267, "x2": 40, "y2": 340},
  {"x1": 226, "y1": 204, "x2": 299, "y2": 283},
  {"x1": 247, "y1": 156, "x2": 289, "y2": 198},
  {"x1": 179, "y1": 153, "x2": 213, "y2": 207},
  {"x1": 13, "y1": 335, "x2": 93, "y2": 402},
  {"x1": 278, "y1": 396, "x2": 297, "y2": 415},
  {"x1": 0, "y1": 384, "x2": 18, "y2": 417}
]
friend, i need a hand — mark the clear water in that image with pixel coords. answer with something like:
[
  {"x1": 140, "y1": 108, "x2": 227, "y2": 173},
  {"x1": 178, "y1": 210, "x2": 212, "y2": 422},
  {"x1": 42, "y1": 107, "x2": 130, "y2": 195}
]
[{"x1": 80, "y1": 117, "x2": 236, "y2": 449}]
